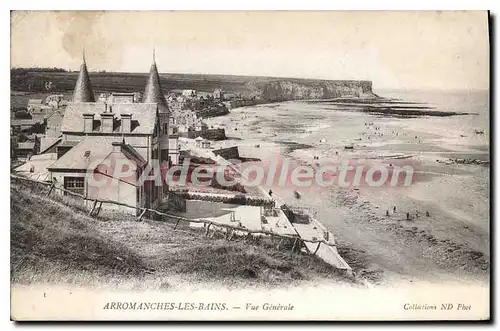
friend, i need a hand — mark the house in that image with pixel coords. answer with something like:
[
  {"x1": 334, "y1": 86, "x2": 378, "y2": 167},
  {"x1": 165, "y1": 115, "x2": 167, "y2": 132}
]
[
  {"x1": 45, "y1": 94, "x2": 66, "y2": 109},
  {"x1": 15, "y1": 141, "x2": 36, "y2": 160},
  {"x1": 213, "y1": 88, "x2": 224, "y2": 101},
  {"x1": 27, "y1": 99, "x2": 43, "y2": 112},
  {"x1": 105, "y1": 92, "x2": 141, "y2": 104},
  {"x1": 182, "y1": 89, "x2": 197, "y2": 98},
  {"x1": 59, "y1": 53, "x2": 174, "y2": 164},
  {"x1": 195, "y1": 120, "x2": 208, "y2": 132},
  {"x1": 223, "y1": 93, "x2": 238, "y2": 101},
  {"x1": 194, "y1": 137, "x2": 211, "y2": 149},
  {"x1": 11, "y1": 119, "x2": 45, "y2": 135},
  {"x1": 45, "y1": 109, "x2": 65, "y2": 137},
  {"x1": 201, "y1": 140, "x2": 211, "y2": 149},
  {"x1": 14, "y1": 153, "x2": 58, "y2": 182},
  {"x1": 194, "y1": 136, "x2": 204, "y2": 148},
  {"x1": 168, "y1": 116, "x2": 180, "y2": 164},
  {"x1": 47, "y1": 136, "x2": 157, "y2": 211},
  {"x1": 47, "y1": 52, "x2": 174, "y2": 210}
]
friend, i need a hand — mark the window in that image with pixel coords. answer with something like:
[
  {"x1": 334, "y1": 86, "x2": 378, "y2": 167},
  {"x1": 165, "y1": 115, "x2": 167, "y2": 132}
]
[
  {"x1": 152, "y1": 148, "x2": 158, "y2": 159},
  {"x1": 64, "y1": 176, "x2": 84, "y2": 195}
]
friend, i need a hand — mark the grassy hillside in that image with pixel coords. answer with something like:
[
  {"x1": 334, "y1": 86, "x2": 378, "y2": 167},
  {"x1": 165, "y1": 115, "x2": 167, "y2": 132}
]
[
  {"x1": 11, "y1": 70, "x2": 373, "y2": 102},
  {"x1": 12, "y1": 71, "x2": 273, "y2": 95},
  {"x1": 11, "y1": 179, "x2": 354, "y2": 289}
]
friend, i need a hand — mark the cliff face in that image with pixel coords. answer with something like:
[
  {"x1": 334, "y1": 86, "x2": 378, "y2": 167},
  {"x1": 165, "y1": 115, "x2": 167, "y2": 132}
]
[{"x1": 247, "y1": 80, "x2": 375, "y2": 102}]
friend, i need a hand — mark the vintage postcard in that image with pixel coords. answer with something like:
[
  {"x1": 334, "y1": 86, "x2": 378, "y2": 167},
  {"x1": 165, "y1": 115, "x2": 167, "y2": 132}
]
[{"x1": 10, "y1": 10, "x2": 490, "y2": 321}]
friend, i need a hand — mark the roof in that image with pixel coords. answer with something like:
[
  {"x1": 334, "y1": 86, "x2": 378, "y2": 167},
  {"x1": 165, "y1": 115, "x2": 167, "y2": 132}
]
[
  {"x1": 58, "y1": 140, "x2": 80, "y2": 148},
  {"x1": 143, "y1": 57, "x2": 168, "y2": 113},
  {"x1": 40, "y1": 137, "x2": 62, "y2": 154},
  {"x1": 72, "y1": 56, "x2": 95, "y2": 102},
  {"x1": 17, "y1": 142, "x2": 35, "y2": 150},
  {"x1": 11, "y1": 119, "x2": 41, "y2": 126},
  {"x1": 120, "y1": 144, "x2": 147, "y2": 167},
  {"x1": 61, "y1": 102, "x2": 158, "y2": 135},
  {"x1": 48, "y1": 136, "x2": 146, "y2": 171},
  {"x1": 46, "y1": 109, "x2": 64, "y2": 121},
  {"x1": 112, "y1": 92, "x2": 135, "y2": 96},
  {"x1": 14, "y1": 153, "x2": 57, "y2": 182}
]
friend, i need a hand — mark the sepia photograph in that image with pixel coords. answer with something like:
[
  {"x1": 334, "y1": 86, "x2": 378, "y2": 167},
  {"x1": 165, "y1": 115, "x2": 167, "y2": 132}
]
[{"x1": 9, "y1": 10, "x2": 490, "y2": 321}]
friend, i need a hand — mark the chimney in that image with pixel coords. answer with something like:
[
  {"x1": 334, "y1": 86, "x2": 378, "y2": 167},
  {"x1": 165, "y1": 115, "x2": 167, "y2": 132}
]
[
  {"x1": 121, "y1": 113, "x2": 132, "y2": 133},
  {"x1": 101, "y1": 112, "x2": 114, "y2": 133},
  {"x1": 111, "y1": 141, "x2": 122, "y2": 153},
  {"x1": 83, "y1": 113, "x2": 94, "y2": 133}
]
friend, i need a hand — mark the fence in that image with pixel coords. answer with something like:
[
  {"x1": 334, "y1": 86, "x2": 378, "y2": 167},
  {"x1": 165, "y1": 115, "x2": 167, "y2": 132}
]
[{"x1": 10, "y1": 174, "x2": 339, "y2": 257}]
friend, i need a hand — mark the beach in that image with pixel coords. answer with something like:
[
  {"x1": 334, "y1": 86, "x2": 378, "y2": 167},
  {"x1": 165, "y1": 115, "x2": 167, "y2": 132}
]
[{"x1": 205, "y1": 89, "x2": 490, "y2": 285}]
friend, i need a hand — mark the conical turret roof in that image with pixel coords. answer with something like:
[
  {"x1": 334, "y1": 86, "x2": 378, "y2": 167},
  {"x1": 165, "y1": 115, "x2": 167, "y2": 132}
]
[
  {"x1": 143, "y1": 50, "x2": 168, "y2": 112},
  {"x1": 72, "y1": 51, "x2": 95, "y2": 102}
]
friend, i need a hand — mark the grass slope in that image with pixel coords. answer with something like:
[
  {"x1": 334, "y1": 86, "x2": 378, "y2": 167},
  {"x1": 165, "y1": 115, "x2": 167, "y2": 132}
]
[{"x1": 11, "y1": 180, "x2": 353, "y2": 289}]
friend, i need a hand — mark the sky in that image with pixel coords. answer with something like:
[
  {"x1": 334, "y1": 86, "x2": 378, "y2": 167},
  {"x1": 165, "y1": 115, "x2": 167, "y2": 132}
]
[{"x1": 10, "y1": 11, "x2": 489, "y2": 90}]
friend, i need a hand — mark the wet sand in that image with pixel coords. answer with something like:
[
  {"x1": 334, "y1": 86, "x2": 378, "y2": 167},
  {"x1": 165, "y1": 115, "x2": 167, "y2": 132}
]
[{"x1": 206, "y1": 98, "x2": 490, "y2": 285}]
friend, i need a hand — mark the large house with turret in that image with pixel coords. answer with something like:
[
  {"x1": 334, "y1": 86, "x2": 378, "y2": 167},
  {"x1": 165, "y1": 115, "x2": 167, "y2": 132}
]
[{"x1": 47, "y1": 53, "x2": 178, "y2": 210}]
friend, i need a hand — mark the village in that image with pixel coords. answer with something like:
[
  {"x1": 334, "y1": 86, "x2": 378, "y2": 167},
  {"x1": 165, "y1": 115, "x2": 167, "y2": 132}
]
[{"x1": 10, "y1": 53, "x2": 352, "y2": 275}]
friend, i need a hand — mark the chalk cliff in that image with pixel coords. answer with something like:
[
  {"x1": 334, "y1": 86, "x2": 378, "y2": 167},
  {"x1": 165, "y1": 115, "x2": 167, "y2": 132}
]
[{"x1": 246, "y1": 79, "x2": 376, "y2": 102}]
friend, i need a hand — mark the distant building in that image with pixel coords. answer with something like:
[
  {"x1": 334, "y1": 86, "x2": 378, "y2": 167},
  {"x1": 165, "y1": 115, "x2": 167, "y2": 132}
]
[
  {"x1": 15, "y1": 141, "x2": 37, "y2": 160},
  {"x1": 45, "y1": 94, "x2": 67, "y2": 108},
  {"x1": 27, "y1": 99, "x2": 43, "y2": 112},
  {"x1": 11, "y1": 119, "x2": 45, "y2": 135},
  {"x1": 213, "y1": 88, "x2": 224, "y2": 101},
  {"x1": 167, "y1": 116, "x2": 180, "y2": 165},
  {"x1": 223, "y1": 93, "x2": 238, "y2": 101},
  {"x1": 181, "y1": 89, "x2": 197, "y2": 98},
  {"x1": 194, "y1": 136, "x2": 204, "y2": 148},
  {"x1": 45, "y1": 109, "x2": 65, "y2": 138},
  {"x1": 201, "y1": 140, "x2": 211, "y2": 149}
]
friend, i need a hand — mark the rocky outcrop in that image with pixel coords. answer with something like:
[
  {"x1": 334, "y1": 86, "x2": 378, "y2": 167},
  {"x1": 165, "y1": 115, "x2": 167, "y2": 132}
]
[
  {"x1": 187, "y1": 128, "x2": 227, "y2": 141},
  {"x1": 437, "y1": 158, "x2": 490, "y2": 167},
  {"x1": 196, "y1": 104, "x2": 230, "y2": 118},
  {"x1": 247, "y1": 79, "x2": 375, "y2": 102},
  {"x1": 212, "y1": 146, "x2": 240, "y2": 160}
]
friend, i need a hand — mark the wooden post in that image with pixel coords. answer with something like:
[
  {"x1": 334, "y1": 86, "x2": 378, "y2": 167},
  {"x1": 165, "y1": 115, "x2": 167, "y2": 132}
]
[
  {"x1": 45, "y1": 183, "x2": 55, "y2": 197},
  {"x1": 313, "y1": 242, "x2": 321, "y2": 255},
  {"x1": 228, "y1": 230, "x2": 234, "y2": 241},
  {"x1": 173, "y1": 219, "x2": 180, "y2": 230},
  {"x1": 88, "y1": 200, "x2": 97, "y2": 216},
  {"x1": 276, "y1": 238, "x2": 284, "y2": 250},
  {"x1": 94, "y1": 201, "x2": 103, "y2": 217},
  {"x1": 137, "y1": 209, "x2": 146, "y2": 221},
  {"x1": 204, "y1": 222, "x2": 212, "y2": 236},
  {"x1": 290, "y1": 238, "x2": 298, "y2": 253}
]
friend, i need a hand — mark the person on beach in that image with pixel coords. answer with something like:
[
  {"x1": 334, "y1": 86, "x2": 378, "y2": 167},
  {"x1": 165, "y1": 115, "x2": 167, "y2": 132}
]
[
  {"x1": 426, "y1": 211, "x2": 430, "y2": 217},
  {"x1": 393, "y1": 206, "x2": 396, "y2": 213},
  {"x1": 268, "y1": 189, "x2": 273, "y2": 197},
  {"x1": 386, "y1": 210, "x2": 389, "y2": 217},
  {"x1": 406, "y1": 212, "x2": 410, "y2": 220},
  {"x1": 415, "y1": 210, "x2": 419, "y2": 218}
]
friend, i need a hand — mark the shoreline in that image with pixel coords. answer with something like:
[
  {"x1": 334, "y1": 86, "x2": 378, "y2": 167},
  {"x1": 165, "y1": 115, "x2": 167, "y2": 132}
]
[{"x1": 206, "y1": 99, "x2": 490, "y2": 285}]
